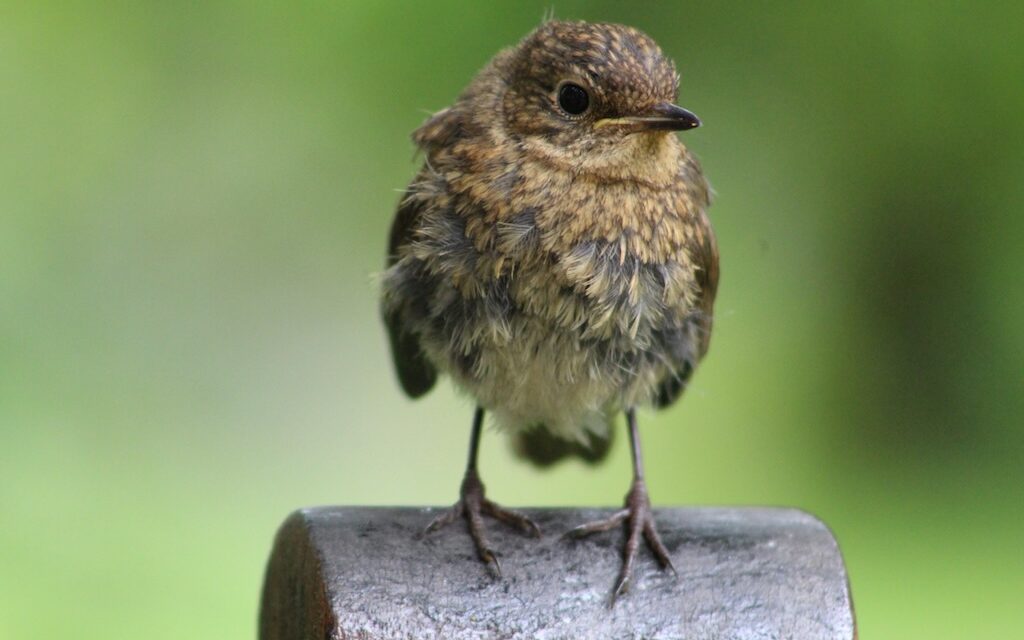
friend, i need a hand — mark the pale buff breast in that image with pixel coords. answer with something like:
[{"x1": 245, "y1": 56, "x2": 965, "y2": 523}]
[{"x1": 384, "y1": 130, "x2": 706, "y2": 441}]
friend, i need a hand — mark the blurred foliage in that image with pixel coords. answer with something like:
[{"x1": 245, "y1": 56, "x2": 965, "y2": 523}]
[{"x1": 2, "y1": 1, "x2": 1022, "y2": 638}]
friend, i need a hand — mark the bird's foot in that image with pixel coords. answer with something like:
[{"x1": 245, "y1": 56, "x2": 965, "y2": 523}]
[
  {"x1": 565, "y1": 478, "x2": 675, "y2": 603},
  {"x1": 424, "y1": 469, "x2": 541, "y2": 576}
]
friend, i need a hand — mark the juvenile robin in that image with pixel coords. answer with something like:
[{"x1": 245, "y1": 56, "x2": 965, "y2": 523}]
[{"x1": 381, "y1": 20, "x2": 718, "y2": 599}]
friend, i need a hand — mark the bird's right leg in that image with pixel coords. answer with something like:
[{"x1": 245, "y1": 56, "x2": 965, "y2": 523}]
[{"x1": 424, "y1": 406, "x2": 541, "y2": 575}]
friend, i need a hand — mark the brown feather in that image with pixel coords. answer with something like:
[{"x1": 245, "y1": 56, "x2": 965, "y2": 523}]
[
  {"x1": 380, "y1": 20, "x2": 718, "y2": 446},
  {"x1": 383, "y1": 194, "x2": 437, "y2": 398}
]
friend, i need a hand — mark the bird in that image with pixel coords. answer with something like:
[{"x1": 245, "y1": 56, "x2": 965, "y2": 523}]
[{"x1": 380, "y1": 19, "x2": 718, "y2": 600}]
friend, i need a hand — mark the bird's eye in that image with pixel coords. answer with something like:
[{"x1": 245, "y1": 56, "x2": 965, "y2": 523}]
[{"x1": 557, "y1": 83, "x2": 590, "y2": 116}]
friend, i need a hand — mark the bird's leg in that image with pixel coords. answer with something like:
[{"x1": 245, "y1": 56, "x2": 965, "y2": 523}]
[
  {"x1": 424, "y1": 406, "x2": 540, "y2": 575},
  {"x1": 566, "y1": 408, "x2": 675, "y2": 601}
]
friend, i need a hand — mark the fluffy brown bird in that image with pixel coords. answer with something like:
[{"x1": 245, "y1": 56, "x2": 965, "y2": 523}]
[{"x1": 381, "y1": 19, "x2": 718, "y2": 599}]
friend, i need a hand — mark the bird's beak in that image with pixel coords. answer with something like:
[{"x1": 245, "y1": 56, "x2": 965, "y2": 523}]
[{"x1": 595, "y1": 102, "x2": 701, "y2": 133}]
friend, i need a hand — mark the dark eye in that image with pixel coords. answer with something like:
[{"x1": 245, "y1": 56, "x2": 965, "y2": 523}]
[{"x1": 557, "y1": 83, "x2": 590, "y2": 116}]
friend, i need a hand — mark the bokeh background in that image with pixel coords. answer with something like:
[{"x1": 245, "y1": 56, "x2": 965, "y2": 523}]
[{"x1": 2, "y1": 1, "x2": 1022, "y2": 638}]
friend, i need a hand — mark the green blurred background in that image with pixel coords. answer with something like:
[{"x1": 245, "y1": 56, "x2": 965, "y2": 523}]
[{"x1": 2, "y1": 1, "x2": 1022, "y2": 638}]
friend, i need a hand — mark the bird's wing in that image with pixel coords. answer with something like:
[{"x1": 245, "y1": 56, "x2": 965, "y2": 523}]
[
  {"x1": 690, "y1": 206, "x2": 720, "y2": 360},
  {"x1": 383, "y1": 192, "x2": 438, "y2": 398},
  {"x1": 655, "y1": 197, "x2": 719, "y2": 408},
  {"x1": 382, "y1": 108, "x2": 468, "y2": 398}
]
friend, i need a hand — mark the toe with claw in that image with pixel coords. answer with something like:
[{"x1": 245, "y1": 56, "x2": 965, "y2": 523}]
[
  {"x1": 425, "y1": 469, "x2": 540, "y2": 576},
  {"x1": 568, "y1": 478, "x2": 675, "y2": 603}
]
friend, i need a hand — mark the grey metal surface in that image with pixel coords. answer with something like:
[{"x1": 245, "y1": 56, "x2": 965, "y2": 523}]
[{"x1": 259, "y1": 506, "x2": 856, "y2": 640}]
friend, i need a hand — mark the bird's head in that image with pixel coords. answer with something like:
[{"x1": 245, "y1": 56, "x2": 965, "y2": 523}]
[{"x1": 499, "y1": 21, "x2": 699, "y2": 166}]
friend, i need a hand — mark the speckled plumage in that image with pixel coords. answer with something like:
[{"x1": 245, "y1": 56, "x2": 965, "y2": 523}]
[
  {"x1": 382, "y1": 21, "x2": 718, "y2": 447},
  {"x1": 381, "y1": 19, "x2": 720, "y2": 598}
]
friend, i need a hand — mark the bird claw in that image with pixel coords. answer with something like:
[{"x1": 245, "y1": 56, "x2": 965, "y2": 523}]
[
  {"x1": 568, "y1": 479, "x2": 674, "y2": 603},
  {"x1": 483, "y1": 498, "x2": 542, "y2": 538},
  {"x1": 563, "y1": 508, "x2": 629, "y2": 540},
  {"x1": 423, "y1": 469, "x2": 540, "y2": 578},
  {"x1": 611, "y1": 573, "x2": 631, "y2": 606},
  {"x1": 481, "y1": 547, "x2": 502, "y2": 577},
  {"x1": 423, "y1": 502, "x2": 463, "y2": 535}
]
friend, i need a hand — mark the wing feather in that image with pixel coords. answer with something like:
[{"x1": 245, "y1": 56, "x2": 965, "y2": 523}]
[
  {"x1": 655, "y1": 181, "x2": 719, "y2": 408},
  {"x1": 383, "y1": 194, "x2": 437, "y2": 398},
  {"x1": 381, "y1": 107, "x2": 469, "y2": 399}
]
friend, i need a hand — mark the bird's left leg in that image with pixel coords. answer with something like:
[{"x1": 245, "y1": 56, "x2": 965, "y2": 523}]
[{"x1": 565, "y1": 408, "x2": 675, "y2": 600}]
